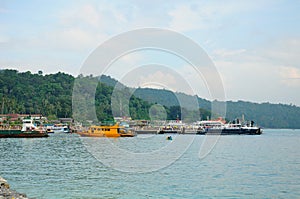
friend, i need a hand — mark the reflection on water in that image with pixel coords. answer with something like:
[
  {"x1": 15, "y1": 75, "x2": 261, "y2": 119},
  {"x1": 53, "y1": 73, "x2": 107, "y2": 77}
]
[{"x1": 0, "y1": 130, "x2": 299, "y2": 198}]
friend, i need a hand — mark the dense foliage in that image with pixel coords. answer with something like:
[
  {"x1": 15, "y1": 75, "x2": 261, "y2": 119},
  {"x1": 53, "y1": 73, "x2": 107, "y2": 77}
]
[
  {"x1": 0, "y1": 70, "x2": 153, "y2": 122},
  {"x1": 1, "y1": 69, "x2": 300, "y2": 128},
  {"x1": 0, "y1": 70, "x2": 188, "y2": 122},
  {"x1": 0, "y1": 70, "x2": 73, "y2": 118}
]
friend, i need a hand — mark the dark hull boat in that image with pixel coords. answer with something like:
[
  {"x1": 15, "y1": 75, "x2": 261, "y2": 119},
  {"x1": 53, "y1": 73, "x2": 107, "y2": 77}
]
[
  {"x1": 158, "y1": 129, "x2": 179, "y2": 134},
  {"x1": 0, "y1": 129, "x2": 49, "y2": 138},
  {"x1": 197, "y1": 127, "x2": 262, "y2": 135},
  {"x1": 0, "y1": 119, "x2": 49, "y2": 138},
  {"x1": 196, "y1": 120, "x2": 262, "y2": 135}
]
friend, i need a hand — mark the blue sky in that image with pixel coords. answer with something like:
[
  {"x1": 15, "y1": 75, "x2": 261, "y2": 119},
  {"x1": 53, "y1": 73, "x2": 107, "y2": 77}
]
[{"x1": 0, "y1": 0, "x2": 300, "y2": 105}]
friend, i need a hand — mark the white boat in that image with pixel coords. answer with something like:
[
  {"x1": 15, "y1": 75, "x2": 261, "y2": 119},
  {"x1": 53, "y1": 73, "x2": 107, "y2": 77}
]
[
  {"x1": 51, "y1": 124, "x2": 70, "y2": 133},
  {"x1": 22, "y1": 119, "x2": 43, "y2": 132},
  {"x1": 158, "y1": 121, "x2": 186, "y2": 134}
]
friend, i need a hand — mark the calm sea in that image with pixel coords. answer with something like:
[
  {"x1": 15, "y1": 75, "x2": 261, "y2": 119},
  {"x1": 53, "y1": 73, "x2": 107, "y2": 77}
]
[{"x1": 1, "y1": 129, "x2": 300, "y2": 199}]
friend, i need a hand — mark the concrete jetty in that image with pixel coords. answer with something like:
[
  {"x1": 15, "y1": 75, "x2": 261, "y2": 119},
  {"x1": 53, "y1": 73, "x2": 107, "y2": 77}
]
[{"x1": 0, "y1": 176, "x2": 28, "y2": 199}]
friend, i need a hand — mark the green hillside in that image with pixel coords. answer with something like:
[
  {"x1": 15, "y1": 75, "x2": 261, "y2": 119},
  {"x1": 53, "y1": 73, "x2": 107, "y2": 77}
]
[
  {"x1": 0, "y1": 70, "x2": 151, "y2": 121},
  {"x1": 0, "y1": 70, "x2": 202, "y2": 123},
  {"x1": 1, "y1": 69, "x2": 300, "y2": 128},
  {"x1": 128, "y1": 79, "x2": 300, "y2": 128},
  {"x1": 226, "y1": 101, "x2": 300, "y2": 128}
]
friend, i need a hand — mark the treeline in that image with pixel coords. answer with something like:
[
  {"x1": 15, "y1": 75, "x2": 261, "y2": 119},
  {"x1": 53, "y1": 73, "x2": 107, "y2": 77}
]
[
  {"x1": 0, "y1": 70, "x2": 210, "y2": 123},
  {"x1": 1, "y1": 69, "x2": 300, "y2": 128},
  {"x1": 132, "y1": 86, "x2": 300, "y2": 128},
  {"x1": 0, "y1": 70, "x2": 73, "y2": 119},
  {"x1": 72, "y1": 75, "x2": 153, "y2": 122},
  {"x1": 226, "y1": 101, "x2": 300, "y2": 129}
]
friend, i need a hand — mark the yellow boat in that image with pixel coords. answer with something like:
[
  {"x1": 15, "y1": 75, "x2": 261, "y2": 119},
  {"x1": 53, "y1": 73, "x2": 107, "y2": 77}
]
[{"x1": 77, "y1": 123, "x2": 135, "y2": 138}]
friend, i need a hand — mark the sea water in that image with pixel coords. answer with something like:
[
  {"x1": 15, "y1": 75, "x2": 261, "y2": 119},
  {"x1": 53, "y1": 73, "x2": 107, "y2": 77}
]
[{"x1": 0, "y1": 129, "x2": 300, "y2": 199}]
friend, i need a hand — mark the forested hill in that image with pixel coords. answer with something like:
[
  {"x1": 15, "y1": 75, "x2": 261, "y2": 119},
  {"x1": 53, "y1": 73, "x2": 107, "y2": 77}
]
[
  {"x1": 226, "y1": 101, "x2": 300, "y2": 129},
  {"x1": 0, "y1": 70, "x2": 189, "y2": 122},
  {"x1": 0, "y1": 70, "x2": 152, "y2": 122},
  {"x1": 1, "y1": 69, "x2": 300, "y2": 128},
  {"x1": 0, "y1": 70, "x2": 74, "y2": 118},
  {"x1": 133, "y1": 88, "x2": 211, "y2": 111},
  {"x1": 133, "y1": 86, "x2": 300, "y2": 129}
]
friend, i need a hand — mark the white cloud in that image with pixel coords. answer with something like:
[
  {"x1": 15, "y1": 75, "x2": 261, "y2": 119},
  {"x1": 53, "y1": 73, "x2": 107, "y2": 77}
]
[
  {"x1": 78, "y1": 4, "x2": 101, "y2": 28},
  {"x1": 174, "y1": 64, "x2": 220, "y2": 100},
  {"x1": 168, "y1": 5, "x2": 207, "y2": 32},
  {"x1": 211, "y1": 36, "x2": 300, "y2": 105},
  {"x1": 46, "y1": 28, "x2": 98, "y2": 50},
  {"x1": 105, "y1": 53, "x2": 144, "y2": 79},
  {"x1": 1, "y1": 0, "x2": 300, "y2": 105},
  {"x1": 167, "y1": 1, "x2": 266, "y2": 32},
  {"x1": 138, "y1": 70, "x2": 177, "y2": 90},
  {"x1": 118, "y1": 53, "x2": 143, "y2": 64},
  {"x1": 213, "y1": 49, "x2": 246, "y2": 58},
  {"x1": 59, "y1": 4, "x2": 101, "y2": 28},
  {"x1": 12, "y1": 2, "x2": 134, "y2": 56},
  {"x1": 0, "y1": 34, "x2": 9, "y2": 43},
  {"x1": 279, "y1": 66, "x2": 300, "y2": 87},
  {"x1": 263, "y1": 38, "x2": 300, "y2": 67}
]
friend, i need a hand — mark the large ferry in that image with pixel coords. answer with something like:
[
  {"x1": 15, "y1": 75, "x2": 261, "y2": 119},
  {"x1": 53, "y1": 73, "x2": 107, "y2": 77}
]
[
  {"x1": 0, "y1": 119, "x2": 48, "y2": 138},
  {"x1": 196, "y1": 120, "x2": 262, "y2": 135}
]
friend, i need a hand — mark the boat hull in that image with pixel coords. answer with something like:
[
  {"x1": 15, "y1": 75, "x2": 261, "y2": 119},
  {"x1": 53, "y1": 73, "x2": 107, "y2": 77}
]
[
  {"x1": 77, "y1": 124, "x2": 136, "y2": 138},
  {"x1": 119, "y1": 133, "x2": 135, "y2": 137},
  {"x1": 77, "y1": 132, "x2": 114, "y2": 137},
  {"x1": 136, "y1": 130, "x2": 159, "y2": 134},
  {"x1": 52, "y1": 127, "x2": 70, "y2": 133},
  {"x1": 197, "y1": 128, "x2": 262, "y2": 135},
  {"x1": 78, "y1": 132, "x2": 135, "y2": 137},
  {"x1": 158, "y1": 130, "x2": 178, "y2": 134},
  {"x1": 0, "y1": 130, "x2": 49, "y2": 138}
]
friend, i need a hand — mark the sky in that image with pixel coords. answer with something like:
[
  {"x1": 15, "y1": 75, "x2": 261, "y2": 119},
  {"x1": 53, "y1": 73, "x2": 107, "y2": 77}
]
[{"x1": 0, "y1": 0, "x2": 300, "y2": 106}]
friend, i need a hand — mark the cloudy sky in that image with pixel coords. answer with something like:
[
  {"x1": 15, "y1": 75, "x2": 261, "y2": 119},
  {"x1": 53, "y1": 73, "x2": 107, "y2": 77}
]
[{"x1": 0, "y1": 0, "x2": 299, "y2": 105}]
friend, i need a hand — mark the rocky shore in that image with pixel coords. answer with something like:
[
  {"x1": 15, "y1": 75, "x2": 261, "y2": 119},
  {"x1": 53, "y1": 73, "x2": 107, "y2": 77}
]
[{"x1": 0, "y1": 176, "x2": 28, "y2": 199}]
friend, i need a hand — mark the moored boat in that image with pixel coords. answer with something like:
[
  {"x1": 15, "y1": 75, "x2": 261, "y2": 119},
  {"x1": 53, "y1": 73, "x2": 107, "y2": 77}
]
[
  {"x1": 158, "y1": 121, "x2": 186, "y2": 134},
  {"x1": 158, "y1": 126, "x2": 178, "y2": 134},
  {"x1": 196, "y1": 120, "x2": 262, "y2": 135},
  {"x1": 77, "y1": 123, "x2": 135, "y2": 138},
  {"x1": 0, "y1": 119, "x2": 48, "y2": 138},
  {"x1": 52, "y1": 124, "x2": 70, "y2": 133},
  {"x1": 46, "y1": 127, "x2": 54, "y2": 134},
  {"x1": 135, "y1": 128, "x2": 160, "y2": 134}
]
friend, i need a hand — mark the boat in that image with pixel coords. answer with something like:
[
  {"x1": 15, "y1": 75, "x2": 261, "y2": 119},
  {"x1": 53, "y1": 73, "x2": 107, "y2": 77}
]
[
  {"x1": 196, "y1": 120, "x2": 262, "y2": 135},
  {"x1": 52, "y1": 124, "x2": 70, "y2": 133},
  {"x1": 166, "y1": 136, "x2": 173, "y2": 140},
  {"x1": 158, "y1": 121, "x2": 186, "y2": 134},
  {"x1": 0, "y1": 119, "x2": 48, "y2": 138},
  {"x1": 135, "y1": 127, "x2": 160, "y2": 134},
  {"x1": 45, "y1": 126, "x2": 54, "y2": 133},
  {"x1": 77, "y1": 123, "x2": 136, "y2": 138},
  {"x1": 158, "y1": 126, "x2": 178, "y2": 134}
]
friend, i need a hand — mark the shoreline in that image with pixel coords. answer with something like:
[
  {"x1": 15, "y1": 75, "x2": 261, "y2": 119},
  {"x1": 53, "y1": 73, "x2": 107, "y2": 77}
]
[{"x1": 0, "y1": 176, "x2": 28, "y2": 199}]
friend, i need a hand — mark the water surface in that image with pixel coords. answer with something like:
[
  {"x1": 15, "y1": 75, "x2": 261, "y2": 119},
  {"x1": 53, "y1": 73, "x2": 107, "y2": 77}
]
[{"x1": 0, "y1": 129, "x2": 299, "y2": 198}]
